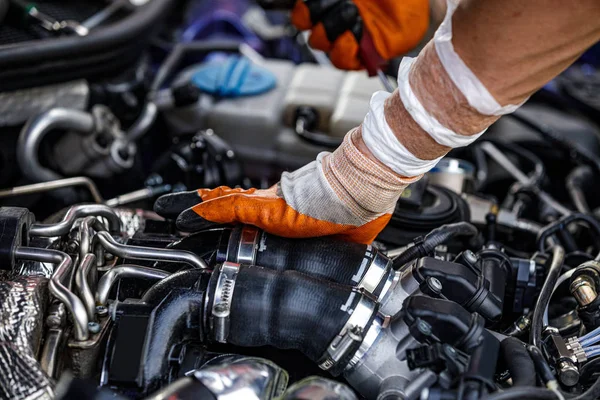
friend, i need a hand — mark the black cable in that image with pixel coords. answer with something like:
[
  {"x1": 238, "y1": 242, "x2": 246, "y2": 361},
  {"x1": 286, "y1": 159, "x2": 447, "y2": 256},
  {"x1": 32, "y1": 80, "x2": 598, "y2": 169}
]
[
  {"x1": 392, "y1": 222, "x2": 480, "y2": 270},
  {"x1": 530, "y1": 245, "x2": 565, "y2": 347}
]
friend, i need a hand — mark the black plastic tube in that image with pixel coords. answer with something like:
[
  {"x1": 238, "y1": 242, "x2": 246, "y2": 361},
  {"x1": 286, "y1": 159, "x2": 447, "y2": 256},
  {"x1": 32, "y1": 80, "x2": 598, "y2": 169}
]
[
  {"x1": 241, "y1": 231, "x2": 374, "y2": 287},
  {"x1": 536, "y1": 213, "x2": 600, "y2": 256},
  {"x1": 141, "y1": 269, "x2": 206, "y2": 306},
  {"x1": 500, "y1": 338, "x2": 536, "y2": 387},
  {"x1": 225, "y1": 266, "x2": 363, "y2": 362},
  {"x1": 482, "y1": 388, "x2": 556, "y2": 400},
  {"x1": 530, "y1": 245, "x2": 565, "y2": 347},
  {"x1": 483, "y1": 376, "x2": 600, "y2": 400},
  {"x1": 393, "y1": 222, "x2": 480, "y2": 270},
  {"x1": 527, "y1": 345, "x2": 556, "y2": 385}
]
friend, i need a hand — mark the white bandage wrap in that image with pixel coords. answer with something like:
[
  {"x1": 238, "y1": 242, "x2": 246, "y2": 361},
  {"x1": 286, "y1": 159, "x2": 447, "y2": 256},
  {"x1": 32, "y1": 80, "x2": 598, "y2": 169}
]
[
  {"x1": 397, "y1": 57, "x2": 486, "y2": 147},
  {"x1": 434, "y1": 0, "x2": 526, "y2": 116},
  {"x1": 361, "y1": 90, "x2": 443, "y2": 177}
]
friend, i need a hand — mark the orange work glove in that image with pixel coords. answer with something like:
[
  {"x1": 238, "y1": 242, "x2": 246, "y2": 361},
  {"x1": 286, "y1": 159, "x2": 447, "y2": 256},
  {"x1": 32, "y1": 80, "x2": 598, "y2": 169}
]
[
  {"x1": 154, "y1": 128, "x2": 419, "y2": 244},
  {"x1": 290, "y1": 0, "x2": 429, "y2": 70}
]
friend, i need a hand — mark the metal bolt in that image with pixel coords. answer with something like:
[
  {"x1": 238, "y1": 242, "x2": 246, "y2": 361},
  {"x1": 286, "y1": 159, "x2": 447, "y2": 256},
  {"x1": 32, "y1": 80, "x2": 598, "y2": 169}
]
[
  {"x1": 349, "y1": 326, "x2": 364, "y2": 342},
  {"x1": 96, "y1": 305, "x2": 108, "y2": 317},
  {"x1": 104, "y1": 252, "x2": 114, "y2": 261},
  {"x1": 88, "y1": 321, "x2": 101, "y2": 334},
  {"x1": 444, "y1": 344, "x2": 457, "y2": 358},
  {"x1": 464, "y1": 250, "x2": 478, "y2": 264},
  {"x1": 417, "y1": 320, "x2": 432, "y2": 336},
  {"x1": 213, "y1": 302, "x2": 229, "y2": 317},
  {"x1": 427, "y1": 277, "x2": 443, "y2": 293}
]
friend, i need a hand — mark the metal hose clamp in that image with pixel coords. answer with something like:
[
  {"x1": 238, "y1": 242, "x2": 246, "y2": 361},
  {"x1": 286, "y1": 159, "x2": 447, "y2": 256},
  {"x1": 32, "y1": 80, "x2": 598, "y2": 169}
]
[
  {"x1": 237, "y1": 226, "x2": 259, "y2": 265},
  {"x1": 357, "y1": 251, "x2": 392, "y2": 300},
  {"x1": 319, "y1": 294, "x2": 377, "y2": 371},
  {"x1": 211, "y1": 262, "x2": 240, "y2": 343}
]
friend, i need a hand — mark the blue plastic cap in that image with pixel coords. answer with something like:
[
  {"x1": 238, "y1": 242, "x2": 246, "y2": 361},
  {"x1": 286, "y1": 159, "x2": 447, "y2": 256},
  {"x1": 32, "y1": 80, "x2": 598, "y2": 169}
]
[{"x1": 190, "y1": 55, "x2": 277, "y2": 98}]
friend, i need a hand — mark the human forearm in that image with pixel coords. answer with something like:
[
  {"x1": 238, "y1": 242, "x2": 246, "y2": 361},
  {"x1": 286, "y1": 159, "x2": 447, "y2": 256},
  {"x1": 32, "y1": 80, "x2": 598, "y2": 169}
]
[{"x1": 361, "y1": 0, "x2": 600, "y2": 166}]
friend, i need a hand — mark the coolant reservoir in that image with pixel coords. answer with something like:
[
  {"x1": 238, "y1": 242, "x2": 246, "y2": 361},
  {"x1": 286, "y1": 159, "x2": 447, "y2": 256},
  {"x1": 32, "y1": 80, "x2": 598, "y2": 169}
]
[
  {"x1": 282, "y1": 64, "x2": 344, "y2": 132},
  {"x1": 330, "y1": 71, "x2": 385, "y2": 137}
]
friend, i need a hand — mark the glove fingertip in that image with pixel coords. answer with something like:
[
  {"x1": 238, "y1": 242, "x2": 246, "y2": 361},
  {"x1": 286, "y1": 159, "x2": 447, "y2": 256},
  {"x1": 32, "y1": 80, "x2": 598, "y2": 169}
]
[
  {"x1": 176, "y1": 208, "x2": 221, "y2": 232},
  {"x1": 154, "y1": 191, "x2": 202, "y2": 218}
]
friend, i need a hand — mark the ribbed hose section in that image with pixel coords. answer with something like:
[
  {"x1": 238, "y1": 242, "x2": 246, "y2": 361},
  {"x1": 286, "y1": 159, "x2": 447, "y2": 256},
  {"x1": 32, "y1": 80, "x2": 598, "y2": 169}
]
[
  {"x1": 226, "y1": 266, "x2": 361, "y2": 362},
  {"x1": 0, "y1": 275, "x2": 53, "y2": 400},
  {"x1": 229, "y1": 228, "x2": 374, "y2": 286}
]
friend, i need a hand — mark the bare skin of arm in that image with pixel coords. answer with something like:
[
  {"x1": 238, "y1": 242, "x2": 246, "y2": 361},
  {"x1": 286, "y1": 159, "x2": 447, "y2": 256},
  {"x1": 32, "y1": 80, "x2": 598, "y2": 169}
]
[{"x1": 356, "y1": 0, "x2": 600, "y2": 166}]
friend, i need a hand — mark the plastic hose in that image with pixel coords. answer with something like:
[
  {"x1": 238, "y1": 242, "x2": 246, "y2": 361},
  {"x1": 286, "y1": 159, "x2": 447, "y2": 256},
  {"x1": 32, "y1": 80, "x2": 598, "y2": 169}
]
[
  {"x1": 500, "y1": 338, "x2": 536, "y2": 387},
  {"x1": 225, "y1": 266, "x2": 363, "y2": 362},
  {"x1": 242, "y1": 231, "x2": 374, "y2": 287}
]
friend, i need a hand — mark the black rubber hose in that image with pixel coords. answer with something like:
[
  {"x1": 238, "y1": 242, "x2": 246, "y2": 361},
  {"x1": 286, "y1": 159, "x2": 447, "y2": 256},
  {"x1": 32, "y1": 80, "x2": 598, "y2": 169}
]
[
  {"x1": 566, "y1": 166, "x2": 594, "y2": 214},
  {"x1": 141, "y1": 269, "x2": 206, "y2": 305},
  {"x1": 500, "y1": 338, "x2": 536, "y2": 387},
  {"x1": 235, "y1": 230, "x2": 375, "y2": 287},
  {"x1": 482, "y1": 388, "x2": 556, "y2": 400},
  {"x1": 530, "y1": 245, "x2": 565, "y2": 347},
  {"x1": 226, "y1": 266, "x2": 363, "y2": 362},
  {"x1": 527, "y1": 345, "x2": 556, "y2": 385},
  {"x1": 483, "y1": 376, "x2": 600, "y2": 400},
  {"x1": 392, "y1": 222, "x2": 480, "y2": 270},
  {"x1": 536, "y1": 213, "x2": 600, "y2": 256},
  {"x1": 0, "y1": 0, "x2": 172, "y2": 68}
]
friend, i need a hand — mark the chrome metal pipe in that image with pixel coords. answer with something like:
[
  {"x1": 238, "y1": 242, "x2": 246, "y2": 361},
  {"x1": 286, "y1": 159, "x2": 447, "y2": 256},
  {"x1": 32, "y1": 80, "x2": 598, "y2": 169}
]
[
  {"x1": 96, "y1": 265, "x2": 170, "y2": 306},
  {"x1": 14, "y1": 247, "x2": 89, "y2": 341},
  {"x1": 29, "y1": 204, "x2": 121, "y2": 237},
  {"x1": 104, "y1": 184, "x2": 171, "y2": 207},
  {"x1": 17, "y1": 108, "x2": 95, "y2": 183},
  {"x1": 479, "y1": 142, "x2": 571, "y2": 216},
  {"x1": 79, "y1": 216, "x2": 107, "y2": 260},
  {"x1": 75, "y1": 253, "x2": 97, "y2": 321},
  {"x1": 96, "y1": 231, "x2": 209, "y2": 270},
  {"x1": 0, "y1": 176, "x2": 103, "y2": 203}
]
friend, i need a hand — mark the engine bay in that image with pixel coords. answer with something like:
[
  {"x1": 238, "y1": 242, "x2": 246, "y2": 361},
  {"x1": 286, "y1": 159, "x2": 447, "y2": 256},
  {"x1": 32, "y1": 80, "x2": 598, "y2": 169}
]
[{"x1": 2, "y1": 1, "x2": 600, "y2": 400}]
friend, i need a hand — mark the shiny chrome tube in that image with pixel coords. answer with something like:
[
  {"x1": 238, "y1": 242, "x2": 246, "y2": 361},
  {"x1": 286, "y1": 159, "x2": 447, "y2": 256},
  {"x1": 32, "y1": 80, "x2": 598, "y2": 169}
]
[
  {"x1": 14, "y1": 247, "x2": 89, "y2": 341},
  {"x1": 96, "y1": 231, "x2": 209, "y2": 270},
  {"x1": 75, "y1": 253, "x2": 97, "y2": 321},
  {"x1": 79, "y1": 216, "x2": 107, "y2": 260},
  {"x1": 17, "y1": 108, "x2": 95, "y2": 183},
  {"x1": 96, "y1": 265, "x2": 170, "y2": 306},
  {"x1": 29, "y1": 204, "x2": 121, "y2": 237},
  {"x1": 0, "y1": 176, "x2": 103, "y2": 203}
]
